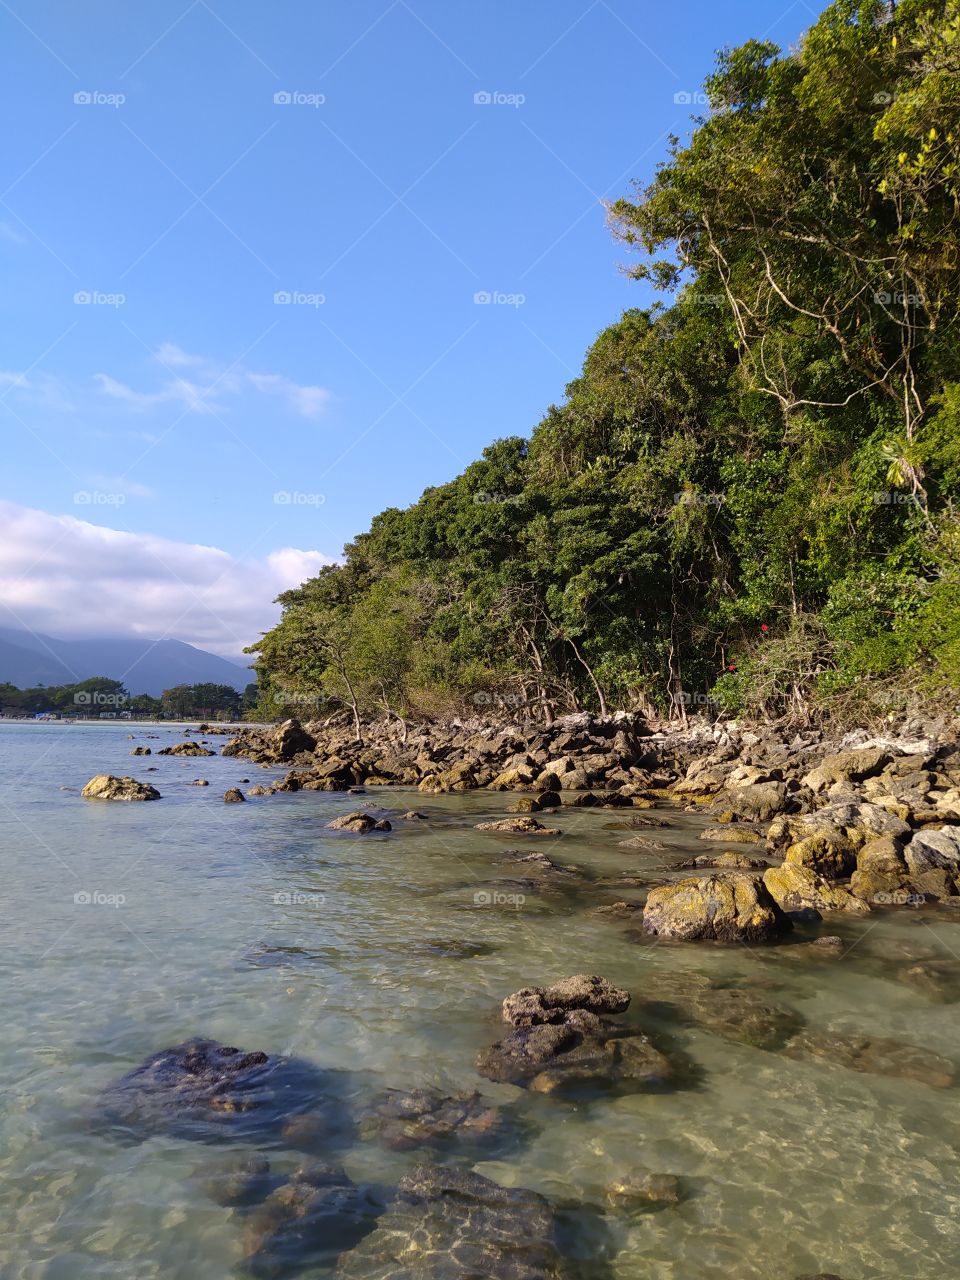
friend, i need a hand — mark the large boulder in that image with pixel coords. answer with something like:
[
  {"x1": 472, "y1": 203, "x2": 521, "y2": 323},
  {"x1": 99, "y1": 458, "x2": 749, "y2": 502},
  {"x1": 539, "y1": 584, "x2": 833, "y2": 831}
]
[
  {"x1": 642, "y1": 874, "x2": 792, "y2": 943},
  {"x1": 274, "y1": 718, "x2": 317, "y2": 762},
  {"x1": 763, "y1": 864, "x2": 870, "y2": 916},
  {"x1": 95, "y1": 1038, "x2": 343, "y2": 1143},
  {"x1": 81, "y1": 774, "x2": 161, "y2": 801},
  {"x1": 336, "y1": 1165, "x2": 575, "y2": 1280},
  {"x1": 710, "y1": 781, "x2": 790, "y2": 823},
  {"x1": 904, "y1": 826, "x2": 960, "y2": 878},
  {"x1": 801, "y1": 747, "x2": 894, "y2": 792},
  {"x1": 157, "y1": 741, "x2": 214, "y2": 757}
]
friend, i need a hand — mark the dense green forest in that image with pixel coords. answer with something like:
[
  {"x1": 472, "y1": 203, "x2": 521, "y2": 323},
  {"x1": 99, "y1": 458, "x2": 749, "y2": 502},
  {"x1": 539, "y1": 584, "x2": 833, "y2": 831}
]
[{"x1": 250, "y1": 0, "x2": 960, "y2": 727}]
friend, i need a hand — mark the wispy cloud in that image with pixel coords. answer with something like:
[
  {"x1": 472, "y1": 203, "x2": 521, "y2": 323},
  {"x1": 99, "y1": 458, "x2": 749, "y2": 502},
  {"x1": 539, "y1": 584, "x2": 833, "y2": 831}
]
[{"x1": 93, "y1": 344, "x2": 331, "y2": 419}]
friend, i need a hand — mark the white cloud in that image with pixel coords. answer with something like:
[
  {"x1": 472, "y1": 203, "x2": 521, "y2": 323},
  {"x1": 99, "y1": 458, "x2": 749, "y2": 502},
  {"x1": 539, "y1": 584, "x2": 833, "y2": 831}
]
[
  {"x1": 0, "y1": 500, "x2": 336, "y2": 658},
  {"x1": 93, "y1": 345, "x2": 330, "y2": 420}
]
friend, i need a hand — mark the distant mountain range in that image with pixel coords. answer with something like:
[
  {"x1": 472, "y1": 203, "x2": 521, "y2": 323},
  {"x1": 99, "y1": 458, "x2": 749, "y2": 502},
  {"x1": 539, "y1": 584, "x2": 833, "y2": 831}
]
[{"x1": 0, "y1": 628, "x2": 249, "y2": 696}]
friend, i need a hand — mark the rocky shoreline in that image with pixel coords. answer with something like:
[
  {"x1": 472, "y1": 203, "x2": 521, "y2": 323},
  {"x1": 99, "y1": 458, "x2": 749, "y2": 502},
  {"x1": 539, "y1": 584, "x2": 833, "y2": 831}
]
[{"x1": 207, "y1": 711, "x2": 960, "y2": 924}]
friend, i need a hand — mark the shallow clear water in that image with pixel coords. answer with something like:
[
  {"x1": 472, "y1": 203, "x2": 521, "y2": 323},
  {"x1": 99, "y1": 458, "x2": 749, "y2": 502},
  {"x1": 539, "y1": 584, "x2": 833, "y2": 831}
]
[{"x1": 2, "y1": 721, "x2": 960, "y2": 1279}]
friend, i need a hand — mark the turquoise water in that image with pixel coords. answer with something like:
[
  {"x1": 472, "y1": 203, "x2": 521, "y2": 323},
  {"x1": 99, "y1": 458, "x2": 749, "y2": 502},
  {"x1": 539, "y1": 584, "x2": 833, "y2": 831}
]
[{"x1": 2, "y1": 721, "x2": 960, "y2": 1278}]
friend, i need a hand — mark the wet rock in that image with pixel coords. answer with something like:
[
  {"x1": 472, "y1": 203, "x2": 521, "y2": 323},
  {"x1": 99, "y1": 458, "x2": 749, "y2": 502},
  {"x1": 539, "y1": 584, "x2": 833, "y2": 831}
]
[
  {"x1": 602, "y1": 815, "x2": 671, "y2": 829},
  {"x1": 96, "y1": 1037, "x2": 340, "y2": 1143},
  {"x1": 243, "y1": 1162, "x2": 375, "y2": 1278},
  {"x1": 642, "y1": 874, "x2": 791, "y2": 943},
  {"x1": 247, "y1": 785, "x2": 271, "y2": 797},
  {"x1": 158, "y1": 741, "x2": 215, "y2": 757},
  {"x1": 605, "y1": 1169, "x2": 681, "y2": 1210},
  {"x1": 644, "y1": 976, "x2": 803, "y2": 1050},
  {"x1": 336, "y1": 1164, "x2": 574, "y2": 1280},
  {"x1": 475, "y1": 817, "x2": 561, "y2": 836},
  {"x1": 895, "y1": 959, "x2": 960, "y2": 1003},
  {"x1": 191, "y1": 778, "x2": 210, "y2": 787},
  {"x1": 594, "y1": 901, "x2": 644, "y2": 918},
  {"x1": 224, "y1": 788, "x2": 246, "y2": 803},
  {"x1": 676, "y1": 853, "x2": 769, "y2": 870},
  {"x1": 130, "y1": 746, "x2": 151, "y2": 755},
  {"x1": 361, "y1": 1087, "x2": 505, "y2": 1152},
  {"x1": 763, "y1": 864, "x2": 870, "y2": 916},
  {"x1": 81, "y1": 774, "x2": 161, "y2": 801},
  {"x1": 401, "y1": 810, "x2": 429, "y2": 820},
  {"x1": 699, "y1": 826, "x2": 762, "y2": 844},
  {"x1": 501, "y1": 850, "x2": 584, "y2": 878},
  {"x1": 617, "y1": 836, "x2": 667, "y2": 851},
  {"x1": 327, "y1": 812, "x2": 392, "y2": 833},
  {"x1": 197, "y1": 1152, "x2": 273, "y2": 1207},
  {"x1": 408, "y1": 938, "x2": 496, "y2": 959},
  {"x1": 502, "y1": 975, "x2": 630, "y2": 1026},
  {"x1": 477, "y1": 976, "x2": 671, "y2": 1094},
  {"x1": 783, "y1": 1029, "x2": 955, "y2": 1088}
]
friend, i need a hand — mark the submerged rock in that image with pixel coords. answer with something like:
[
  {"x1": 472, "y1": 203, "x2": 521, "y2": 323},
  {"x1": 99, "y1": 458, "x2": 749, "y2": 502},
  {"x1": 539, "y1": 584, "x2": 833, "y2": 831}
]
[
  {"x1": 475, "y1": 817, "x2": 561, "y2": 836},
  {"x1": 336, "y1": 1164, "x2": 574, "y2": 1280},
  {"x1": 242, "y1": 1161, "x2": 376, "y2": 1278},
  {"x1": 361, "y1": 1087, "x2": 506, "y2": 1152},
  {"x1": 642, "y1": 975, "x2": 803, "y2": 1051},
  {"x1": 783, "y1": 1029, "x2": 955, "y2": 1088},
  {"x1": 676, "y1": 853, "x2": 769, "y2": 870},
  {"x1": 96, "y1": 1037, "x2": 341, "y2": 1143},
  {"x1": 605, "y1": 1169, "x2": 681, "y2": 1211},
  {"x1": 327, "y1": 812, "x2": 392, "y2": 833},
  {"x1": 699, "y1": 826, "x2": 762, "y2": 844},
  {"x1": 197, "y1": 1152, "x2": 273, "y2": 1207},
  {"x1": 642, "y1": 874, "x2": 791, "y2": 943},
  {"x1": 81, "y1": 774, "x2": 161, "y2": 801},
  {"x1": 477, "y1": 975, "x2": 671, "y2": 1094}
]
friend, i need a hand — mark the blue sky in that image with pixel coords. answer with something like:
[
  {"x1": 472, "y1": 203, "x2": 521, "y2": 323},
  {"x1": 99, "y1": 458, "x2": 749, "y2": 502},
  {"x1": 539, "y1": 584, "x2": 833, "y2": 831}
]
[{"x1": 0, "y1": 0, "x2": 811, "y2": 655}]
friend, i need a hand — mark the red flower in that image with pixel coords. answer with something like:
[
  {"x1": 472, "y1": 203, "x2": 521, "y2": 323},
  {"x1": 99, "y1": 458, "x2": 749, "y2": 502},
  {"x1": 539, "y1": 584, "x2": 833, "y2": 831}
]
[{"x1": 760, "y1": 623, "x2": 769, "y2": 632}]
